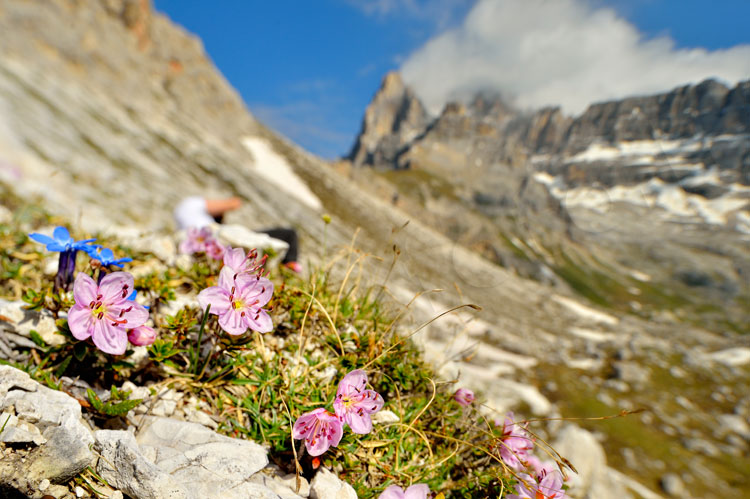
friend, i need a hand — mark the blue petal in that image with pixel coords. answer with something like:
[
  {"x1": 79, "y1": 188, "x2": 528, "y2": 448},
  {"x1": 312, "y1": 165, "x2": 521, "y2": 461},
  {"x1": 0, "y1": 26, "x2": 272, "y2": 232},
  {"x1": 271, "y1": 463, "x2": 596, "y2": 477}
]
[
  {"x1": 73, "y1": 239, "x2": 97, "y2": 251},
  {"x1": 99, "y1": 248, "x2": 115, "y2": 261},
  {"x1": 29, "y1": 233, "x2": 56, "y2": 246},
  {"x1": 84, "y1": 244, "x2": 106, "y2": 259},
  {"x1": 52, "y1": 227, "x2": 71, "y2": 243},
  {"x1": 115, "y1": 257, "x2": 133, "y2": 264},
  {"x1": 127, "y1": 290, "x2": 138, "y2": 301}
]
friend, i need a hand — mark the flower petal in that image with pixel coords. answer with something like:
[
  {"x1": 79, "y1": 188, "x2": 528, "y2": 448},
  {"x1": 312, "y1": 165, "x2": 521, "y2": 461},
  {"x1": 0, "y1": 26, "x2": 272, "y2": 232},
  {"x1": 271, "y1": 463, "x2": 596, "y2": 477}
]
[
  {"x1": 67, "y1": 305, "x2": 93, "y2": 340},
  {"x1": 346, "y1": 411, "x2": 373, "y2": 435},
  {"x1": 52, "y1": 226, "x2": 71, "y2": 245},
  {"x1": 243, "y1": 276, "x2": 274, "y2": 306},
  {"x1": 217, "y1": 265, "x2": 238, "y2": 289},
  {"x1": 99, "y1": 272, "x2": 135, "y2": 304},
  {"x1": 90, "y1": 320, "x2": 128, "y2": 355},
  {"x1": 118, "y1": 301, "x2": 149, "y2": 328},
  {"x1": 378, "y1": 485, "x2": 406, "y2": 499},
  {"x1": 222, "y1": 246, "x2": 246, "y2": 271},
  {"x1": 292, "y1": 411, "x2": 320, "y2": 440},
  {"x1": 218, "y1": 308, "x2": 248, "y2": 335},
  {"x1": 355, "y1": 390, "x2": 384, "y2": 414},
  {"x1": 337, "y1": 369, "x2": 368, "y2": 398},
  {"x1": 403, "y1": 484, "x2": 430, "y2": 499},
  {"x1": 328, "y1": 418, "x2": 343, "y2": 448},
  {"x1": 305, "y1": 433, "x2": 331, "y2": 457},
  {"x1": 197, "y1": 286, "x2": 231, "y2": 314},
  {"x1": 244, "y1": 309, "x2": 273, "y2": 333},
  {"x1": 73, "y1": 272, "x2": 98, "y2": 306},
  {"x1": 28, "y1": 232, "x2": 56, "y2": 246}
]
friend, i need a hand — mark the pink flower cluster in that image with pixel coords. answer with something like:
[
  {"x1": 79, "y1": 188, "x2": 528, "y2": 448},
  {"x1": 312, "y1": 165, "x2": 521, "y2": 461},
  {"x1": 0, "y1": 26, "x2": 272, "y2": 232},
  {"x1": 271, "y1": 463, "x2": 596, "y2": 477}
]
[
  {"x1": 197, "y1": 247, "x2": 274, "y2": 335},
  {"x1": 293, "y1": 369, "x2": 384, "y2": 456},
  {"x1": 498, "y1": 412, "x2": 568, "y2": 499},
  {"x1": 68, "y1": 272, "x2": 155, "y2": 355},
  {"x1": 378, "y1": 484, "x2": 430, "y2": 499},
  {"x1": 179, "y1": 227, "x2": 225, "y2": 260}
]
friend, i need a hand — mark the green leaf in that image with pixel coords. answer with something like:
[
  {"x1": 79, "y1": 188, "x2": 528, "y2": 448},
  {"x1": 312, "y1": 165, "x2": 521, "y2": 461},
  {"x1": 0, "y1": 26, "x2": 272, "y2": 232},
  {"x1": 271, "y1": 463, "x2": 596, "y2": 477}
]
[
  {"x1": 54, "y1": 355, "x2": 72, "y2": 378},
  {"x1": 29, "y1": 330, "x2": 47, "y2": 348},
  {"x1": 87, "y1": 388, "x2": 104, "y2": 412},
  {"x1": 73, "y1": 341, "x2": 89, "y2": 361}
]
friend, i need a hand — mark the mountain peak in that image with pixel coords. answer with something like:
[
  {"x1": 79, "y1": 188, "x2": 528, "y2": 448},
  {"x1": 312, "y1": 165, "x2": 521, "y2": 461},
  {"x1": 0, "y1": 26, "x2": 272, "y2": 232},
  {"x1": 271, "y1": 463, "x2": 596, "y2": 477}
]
[{"x1": 347, "y1": 72, "x2": 429, "y2": 167}]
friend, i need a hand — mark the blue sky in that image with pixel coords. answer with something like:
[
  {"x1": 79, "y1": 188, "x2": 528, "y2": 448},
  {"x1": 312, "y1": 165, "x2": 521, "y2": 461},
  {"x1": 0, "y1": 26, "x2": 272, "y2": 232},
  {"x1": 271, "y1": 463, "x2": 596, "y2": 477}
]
[{"x1": 153, "y1": 1, "x2": 750, "y2": 159}]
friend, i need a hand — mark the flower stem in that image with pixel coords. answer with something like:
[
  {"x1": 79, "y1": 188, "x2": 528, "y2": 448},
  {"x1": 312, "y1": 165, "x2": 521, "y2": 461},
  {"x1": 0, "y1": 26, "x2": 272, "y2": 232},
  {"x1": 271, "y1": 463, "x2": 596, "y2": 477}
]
[{"x1": 193, "y1": 305, "x2": 210, "y2": 375}]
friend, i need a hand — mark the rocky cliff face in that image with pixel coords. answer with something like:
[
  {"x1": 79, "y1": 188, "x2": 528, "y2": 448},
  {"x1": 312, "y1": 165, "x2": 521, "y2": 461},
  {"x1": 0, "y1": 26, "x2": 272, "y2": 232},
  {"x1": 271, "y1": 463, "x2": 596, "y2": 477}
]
[
  {"x1": 348, "y1": 72, "x2": 429, "y2": 167},
  {"x1": 346, "y1": 71, "x2": 750, "y2": 344},
  {"x1": 350, "y1": 74, "x2": 750, "y2": 184}
]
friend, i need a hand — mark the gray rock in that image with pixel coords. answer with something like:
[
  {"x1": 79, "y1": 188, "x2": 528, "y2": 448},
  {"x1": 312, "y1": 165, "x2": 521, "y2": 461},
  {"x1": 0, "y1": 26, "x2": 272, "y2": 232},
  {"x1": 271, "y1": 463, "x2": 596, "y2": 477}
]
[
  {"x1": 0, "y1": 299, "x2": 65, "y2": 348},
  {"x1": 682, "y1": 437, "x2": 721, "y2": 457},
  {"x1": 552, "y1": 425, "x2": 631, "y2": 499},
  {"x1": 94, "y1": 429, "x2": 187, "y2": 499},
  {"x1": 136, "y1": 416, "x2": 268, "y2": 478},
  {"x1": 249, "y1": 471, "x2": 308, "y2": 499},
  {"x1": 310, "y1": 467, "x2": 357, "y2": 499},
  {"x1": 96, "y1": 417, "x2": 274, "y2": 499},
  {"x1": 0, "y1": 365, "x2": 94, "y2": 495},
  {"x1": 0, "y1": 366, "x2": 38, "y2": 394},
  {"x1": 660, "y1": 473, "x2": 687, "y2": 497},
  {"x1": 612, "y1": 361, "x2": 650, "y2": 387}
]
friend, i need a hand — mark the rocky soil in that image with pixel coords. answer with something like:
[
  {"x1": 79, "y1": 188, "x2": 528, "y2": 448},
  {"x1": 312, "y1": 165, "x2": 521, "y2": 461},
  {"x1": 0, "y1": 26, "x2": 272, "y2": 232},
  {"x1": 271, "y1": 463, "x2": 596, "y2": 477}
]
[{"x1": 0, "y1": 1, "x2": 748, "y2": 498}]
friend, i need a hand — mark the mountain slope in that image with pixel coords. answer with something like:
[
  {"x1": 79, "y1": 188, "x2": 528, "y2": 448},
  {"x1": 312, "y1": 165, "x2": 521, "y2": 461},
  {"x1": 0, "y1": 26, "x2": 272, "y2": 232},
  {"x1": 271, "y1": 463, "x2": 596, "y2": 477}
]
[{"x1": 1, "y1": 2, "x2": 748, "y2": 497}]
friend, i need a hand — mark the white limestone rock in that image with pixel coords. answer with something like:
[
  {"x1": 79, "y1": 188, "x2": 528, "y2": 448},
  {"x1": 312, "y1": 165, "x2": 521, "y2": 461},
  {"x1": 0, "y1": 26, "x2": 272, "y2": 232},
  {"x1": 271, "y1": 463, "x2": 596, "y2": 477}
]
[
  {"x1": 94, "y1": 429, "x2": 187, "y2": 499},
  {"x1": 310, "y1": 467, "x2": 357, "y2": 499},
  {"x1": 0, "y1": 299, "x2": 65, "y2": 347},
  {"x1": 552, "y1": 425, "x2": 631, "y2": 499},
  {"x1": 0, "y1": 365, "x2": 95, "y2": 494}
]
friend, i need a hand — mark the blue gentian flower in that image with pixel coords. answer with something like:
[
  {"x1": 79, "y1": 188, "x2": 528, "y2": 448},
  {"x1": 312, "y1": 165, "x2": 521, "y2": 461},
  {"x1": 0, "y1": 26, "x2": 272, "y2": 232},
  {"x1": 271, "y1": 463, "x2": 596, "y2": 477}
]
[
  {"x1": 28, "y1": 226, "x2": 96, "y2": 292},
  {"x1": 85, "y1": 246, "x2": 133, "y2": 268},
  {"x1": 28, "y1": 226, "x2": 96, "y2": 252}
]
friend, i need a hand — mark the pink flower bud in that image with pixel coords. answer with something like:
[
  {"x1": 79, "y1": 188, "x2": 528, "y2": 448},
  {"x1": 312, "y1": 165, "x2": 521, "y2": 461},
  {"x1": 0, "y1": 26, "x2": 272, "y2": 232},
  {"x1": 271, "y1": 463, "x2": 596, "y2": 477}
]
[
  {"x1": 127, "y1": 325, "x2": 157, "y2": 346},
  {"x1": 454, "y1": 388, "x2": 475, "y2": 406}
]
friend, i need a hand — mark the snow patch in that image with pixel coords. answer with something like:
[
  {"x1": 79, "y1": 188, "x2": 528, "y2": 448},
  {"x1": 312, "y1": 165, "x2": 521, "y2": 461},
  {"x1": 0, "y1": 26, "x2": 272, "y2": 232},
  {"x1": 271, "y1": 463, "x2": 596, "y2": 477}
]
[
  {"x1": 567, "y1": 137, "x2": 717, "y2": 164},
  {"x1": 240, "y1": 137, "x2": 322, "y2": 211},
  {"x1": 707, "y1": 347, "x2": 750, "y2": 367},
  {"x1": 567, "y1": 327, "x2": 618, "y2": 343},
  {"x1": 553, "y1": 295, "x2": 619, "y2": 326}
]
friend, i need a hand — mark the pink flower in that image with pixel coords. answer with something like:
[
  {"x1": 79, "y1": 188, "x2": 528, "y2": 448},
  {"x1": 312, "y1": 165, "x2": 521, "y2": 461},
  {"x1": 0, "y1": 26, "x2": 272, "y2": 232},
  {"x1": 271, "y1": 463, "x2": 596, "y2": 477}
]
[
  {"x1": 179, "y1": 227, "x2": 214, "y2": 255},
  {"x1": 127, "y1": 325, "x2": 157, "y2": 346},
  {"x1": 197, "y1": 266, "x2": 273, "y2": 335},
  {"x1": 453, "y1": 387, "x2": 475, "y2": 406},
  {"x1": 508, "y1": 470, "x2": 566, "y2": 499},
  {"x1": 67, "y1": 272, "x2": 149, "y2": 355},
  {"x1": 378, "y1": 484, "x2": 430, "y2": 499},
  {"x1": 204, "y1": 238, "x2": 226, "y2": 260},
  {"x1": 497, "y1": 412, "x2": 534, "y2": 471},
  {"x1": 292, "y1": 408, "x2": 343, "y2": 456},
  {"x1": 526, "y1": 455, "x2": 559, "y2": 481},
  {"x1": 333, "y1": 369, "x2": 384, "y2": 434},
  {"x1": 223, "y1": 247, "x2": 267, "y2": 275}
]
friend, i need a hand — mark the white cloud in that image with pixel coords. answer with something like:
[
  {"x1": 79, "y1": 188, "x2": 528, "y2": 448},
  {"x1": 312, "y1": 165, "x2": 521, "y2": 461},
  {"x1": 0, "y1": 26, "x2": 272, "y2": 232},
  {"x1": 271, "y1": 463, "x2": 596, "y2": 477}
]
[
  {"x1": 345, "y1": 0, "x2": 472, "y2": 29},
  {"x1": 400, "y1": 0, "x2": 750, "y2": 115}
]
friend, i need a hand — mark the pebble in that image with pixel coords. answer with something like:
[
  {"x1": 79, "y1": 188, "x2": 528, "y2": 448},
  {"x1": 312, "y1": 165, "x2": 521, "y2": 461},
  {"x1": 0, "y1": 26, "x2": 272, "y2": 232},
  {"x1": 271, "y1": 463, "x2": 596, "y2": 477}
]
[
  {"x1": 660, "y1": 473, "x2": 687, "y2": 497},
  {"x1": 38, "y1": 479, "x2": 50, "y2": 491},
  {"x1": 75, "y1": 485, "x2": 85, "y2": 497}
]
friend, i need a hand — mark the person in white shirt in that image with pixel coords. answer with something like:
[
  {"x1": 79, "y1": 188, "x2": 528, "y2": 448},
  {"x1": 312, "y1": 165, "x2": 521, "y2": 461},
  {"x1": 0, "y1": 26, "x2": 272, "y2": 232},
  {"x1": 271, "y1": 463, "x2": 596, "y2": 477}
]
[{"x1": 174, "y1": 196, "x2": 301, "y2": 272}]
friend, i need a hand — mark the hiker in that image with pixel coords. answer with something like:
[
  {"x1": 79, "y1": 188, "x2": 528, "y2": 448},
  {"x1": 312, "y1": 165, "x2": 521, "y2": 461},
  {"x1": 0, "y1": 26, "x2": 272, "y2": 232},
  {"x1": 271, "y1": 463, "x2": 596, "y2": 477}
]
[{"x1": 174, "y1": 196, "x2": 301, "y2": 272}]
